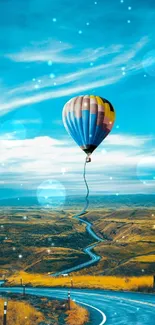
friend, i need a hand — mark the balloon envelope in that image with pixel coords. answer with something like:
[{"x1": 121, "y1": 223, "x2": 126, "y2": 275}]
[{"x1": 62, "y1": 95, "x2": 115, "y2": 155}]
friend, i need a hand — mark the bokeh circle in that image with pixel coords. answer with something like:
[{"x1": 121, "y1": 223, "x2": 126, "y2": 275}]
[{"x1": 37, "y1": 179, "x2": 66, "y2": 209}]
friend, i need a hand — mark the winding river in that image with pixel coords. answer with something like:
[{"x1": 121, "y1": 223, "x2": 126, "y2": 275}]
[{"x1": 53, "y1": 211, "x2": 103, "y2": 276}]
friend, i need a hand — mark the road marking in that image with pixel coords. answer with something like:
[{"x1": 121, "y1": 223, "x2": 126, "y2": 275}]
[
  {"x1": 70, "y1": 291, "x2": 155, "y2": 308},
  {"x1": 1, "y1": 287, "x2": 155, "y2": 323},
  {"x1": 75, "y1": 299, "x2": 107, "y2": 325},
  {"x1": 0, "y1": 288, "x2": 107, "y2": 325},
  {"x1": 42, "y1": 289, "x2": 107, "y2": 324},
  {"x1": 104, "y1": 294, "x2": 155, "y2": 308},
  {"x1": 49, "y1": 289, "x2": 155, "y2": 308}
]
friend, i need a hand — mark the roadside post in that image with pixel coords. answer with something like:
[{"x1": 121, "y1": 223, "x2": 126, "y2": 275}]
[
  {"x1": 23, "y1": 285, "x2": 26, "y2": 296},
  {"x1": 68, "y1": 291, "x2": 71, "y2": 310},
  {"x1": 71, "y1": 278, "x2": 73, "y2": 288},
  {"x1": 20, "y1": 278, "x2": 23, "y2": 286},
  {"x1": 3, "y1": 301, "x2": 7, "y2": 325}
]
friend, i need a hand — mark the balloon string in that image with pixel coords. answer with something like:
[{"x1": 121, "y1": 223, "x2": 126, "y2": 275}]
[
  {"x1": 73, "y1": 157, "x2": 90, "y2": 218},
  {"x1": 83, "y1": 157, "x2": 89, "y2": 212}
]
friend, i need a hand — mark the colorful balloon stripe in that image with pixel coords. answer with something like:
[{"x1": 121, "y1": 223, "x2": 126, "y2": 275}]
[{"x1": 62, "y1": 95, "x2": 115, "y2": 155}]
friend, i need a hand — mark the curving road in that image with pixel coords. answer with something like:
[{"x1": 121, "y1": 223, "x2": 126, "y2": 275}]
[
  {"x1": 53, "y1": 211, "x2": 103, "y2": 276},
  {"x1": 0, "y1": 287, "x2": 155, "y2": 324}
]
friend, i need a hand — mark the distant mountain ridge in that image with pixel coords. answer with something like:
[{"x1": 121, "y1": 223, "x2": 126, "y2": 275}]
[{"x1": 0, "y1": 194, "x2": 154, "y2": 208}]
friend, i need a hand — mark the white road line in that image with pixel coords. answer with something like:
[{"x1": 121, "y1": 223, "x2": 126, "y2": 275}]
[
  {"x1": 75, "y1": 299, "x2": 107, "y2": 325},
  {"x1": 48, "y1": 289, "x2": 107, "y2": 324},
  {"x1": 50, "y1": 289, "x2": 155, "y2": 308},
  {"x1": 2, "y1": 288, "x2": 155, "y2": 323},
  {"x1": 0, "y1": 288, "x2": 107, "y2": 325},
  {"x1": 104, "y1": 295, "x2": 155, "y2": 308}
]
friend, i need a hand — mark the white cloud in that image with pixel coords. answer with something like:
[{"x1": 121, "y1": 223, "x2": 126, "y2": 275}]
[
  {"x1": 0, "y1": 133, "x2": 154, "y2": 194},
  {"x1": 104, "y1": 134, "x2": 152, "y2": 147}
]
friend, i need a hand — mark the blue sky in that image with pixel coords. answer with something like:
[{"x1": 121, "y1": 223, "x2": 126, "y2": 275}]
[{"x1": 0, "y1": 0, "x2": 155, "y2": 203}]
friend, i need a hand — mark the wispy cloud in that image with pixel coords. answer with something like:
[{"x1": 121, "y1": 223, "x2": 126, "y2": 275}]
[
  {"x1": 5, "y1": 41, "x2": 122, "y2": 64},
  {"x1": 0, "y1": 36, "x2": 149, "y2": 116},
  {"x1": 7, "y1": 39, "x2": 148, "y2": 96},
  {"x1": 14, "y1": 119, "x2": 41, "y2": 125},
  {"x1": 0, "y1": 75, "x2": 122, "y2": 115},
  {"x1": 5, "y1": 36, "x2": 149, "y2": 66}
]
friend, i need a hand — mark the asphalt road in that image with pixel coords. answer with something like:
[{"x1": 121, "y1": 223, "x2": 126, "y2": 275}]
[{"x1": 0, "y1": 287, "x2": 155, "y2": 324}]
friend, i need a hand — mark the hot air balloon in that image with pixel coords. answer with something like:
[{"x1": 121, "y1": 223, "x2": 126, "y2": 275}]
[{"x1": 62, "y1": 95, "x2": 115, "y2": 162}]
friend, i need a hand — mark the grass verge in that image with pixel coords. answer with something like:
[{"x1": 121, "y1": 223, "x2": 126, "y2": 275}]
[
  {"x1": 6, "y1": 271, "x2": 154, "y2": 292},
  {"x1": 66, "y1": 300, "x2": 89, "y2": 325},
  {"x1": 0, "y1": 297, "x2": 44, "y2": 325}
]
